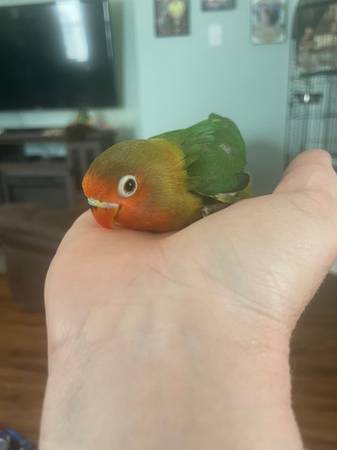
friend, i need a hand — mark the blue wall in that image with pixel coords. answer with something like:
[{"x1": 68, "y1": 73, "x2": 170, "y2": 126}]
[
  {"x1": 133, "y1": 0, "x2": 298, "y2": 194},
  {"x1": 0, "y1": 0, "x2": 298, "y2": 194}
]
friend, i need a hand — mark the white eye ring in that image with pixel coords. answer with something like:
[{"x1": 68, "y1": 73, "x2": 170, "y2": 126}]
[{"x1": 117, "y1": 175, "x2": 138, "y2": 198}]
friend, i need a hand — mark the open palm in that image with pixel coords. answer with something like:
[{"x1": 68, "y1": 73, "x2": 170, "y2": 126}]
[{"x1": 41, "y1": 150, "x2": 337, "y2": 450}]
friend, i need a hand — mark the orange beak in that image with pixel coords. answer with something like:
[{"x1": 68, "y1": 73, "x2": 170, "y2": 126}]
[{"x1": 87, "y1": 198, "x2": 120, "y2": 229}]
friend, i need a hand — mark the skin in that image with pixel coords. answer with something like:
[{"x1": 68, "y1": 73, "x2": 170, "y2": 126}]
[{"x1": 40, "y1": 150, "x2": 337, "y2": 450}]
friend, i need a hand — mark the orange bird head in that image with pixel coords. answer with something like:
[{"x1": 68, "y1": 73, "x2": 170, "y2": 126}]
[{"x1": 82, "y1": 139, "x2": 198, "y2": 232}]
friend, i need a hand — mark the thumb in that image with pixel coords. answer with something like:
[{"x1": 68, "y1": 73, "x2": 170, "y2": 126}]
[
  {"x1": 275, "y1": 148, "x2": 337, "y2": 275},
  {"x1": 275, "y1": 149, "x2": 337, "y2": 202}
]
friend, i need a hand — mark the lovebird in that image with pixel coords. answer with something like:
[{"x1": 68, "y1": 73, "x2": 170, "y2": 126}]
[{"x1": 82, "y1": 113, "x2": 251, "y2": 232}]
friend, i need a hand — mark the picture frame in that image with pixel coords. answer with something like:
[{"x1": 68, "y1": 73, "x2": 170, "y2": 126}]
[
  {"x1": 251, "y1": 0, "x2": 287, "y2": 45},
  {"x1": 154, "y1": 0, "x2": 190, "y2": 37},
  {"x1": 202, "y1": 0, "x2": 236, "y2": 11}
]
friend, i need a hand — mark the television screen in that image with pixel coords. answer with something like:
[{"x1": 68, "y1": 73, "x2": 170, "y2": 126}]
[{"x1": 0, "y1": 0, "x2": 117, "y2": 110}]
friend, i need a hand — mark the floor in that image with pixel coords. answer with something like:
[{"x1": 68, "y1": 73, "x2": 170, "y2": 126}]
[
  {"x1": 0, "y1": 275, "x2": 336, "y2": 449},
  {"x1": 291, "y1": 275, "x2": 337, "y2": 450},
  {"x1": 0, "y1": 276, "x2": 47, "y2": 447}
]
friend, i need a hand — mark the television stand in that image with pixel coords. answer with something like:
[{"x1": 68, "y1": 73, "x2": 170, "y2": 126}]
[{"x1": 0, "y1": 128, "x2": 117, "y2": 208}]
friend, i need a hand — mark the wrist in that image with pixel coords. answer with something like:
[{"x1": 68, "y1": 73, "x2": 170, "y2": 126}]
[
  {"x1": 41, "y1": 289, "x2": 303, "y2": 450},
  {"x1": 160, "y1": 287, "x2": 303, "y2": 450},
  {"x1": 212, "y1": 342, "x2": 302, "y2": 450},
  {"x1": 177, "y1": 292, "x2": 302, "y2": 450}
]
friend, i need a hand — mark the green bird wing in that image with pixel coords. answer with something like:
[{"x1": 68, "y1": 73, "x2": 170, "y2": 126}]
[
  {"x1": 151, "y1": 128, "x2": 187, "y2": 148},
  {"x1": 151, "y1": 113, "x2": 250, "y2": 200}
]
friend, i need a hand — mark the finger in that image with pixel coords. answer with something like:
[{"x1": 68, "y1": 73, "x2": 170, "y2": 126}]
[{"x1": 275, "y1": 149, "x2": 337, "y2": 201}]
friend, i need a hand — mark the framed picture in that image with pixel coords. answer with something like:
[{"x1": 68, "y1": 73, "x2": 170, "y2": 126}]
[
  {"x1": 202, "y1": 0, "x2": 236, "y2": 11},
  {"x1": 154, "y1": 0, "x2": 190, "y2": 37},
  {"x1": 251, "y1": 0, "x2": 287, "y2": 45}
]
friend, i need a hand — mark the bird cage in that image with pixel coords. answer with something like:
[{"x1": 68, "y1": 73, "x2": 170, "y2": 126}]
[{"x1": 286, "y1": 0, "x2": 337, "y2": 168}]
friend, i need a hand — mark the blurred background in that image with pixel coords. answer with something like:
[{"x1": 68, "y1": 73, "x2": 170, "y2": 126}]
[{"x1": 0, "y1": 1, "x2": 336, "y2": 449}]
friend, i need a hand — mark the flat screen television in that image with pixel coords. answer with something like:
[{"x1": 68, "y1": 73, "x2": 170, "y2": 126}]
[{"x1": 0, "y1": 0, "x2": 117, "y2": 111}]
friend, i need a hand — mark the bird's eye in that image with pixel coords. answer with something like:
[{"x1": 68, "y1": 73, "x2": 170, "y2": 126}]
[{"x1": 118, "y1": 175, "x2": 138, "y2": 198}]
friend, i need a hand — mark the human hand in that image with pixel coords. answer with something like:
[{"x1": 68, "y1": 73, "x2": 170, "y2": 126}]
[{"x1": 40, "y1": 150, "x2": 337, "y2": 450}]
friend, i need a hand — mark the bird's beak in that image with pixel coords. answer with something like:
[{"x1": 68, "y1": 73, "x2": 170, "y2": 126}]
[
  {"x1": 86, "y1": 197, "x2": 120, "y2": 229},
  {"x1": 87, "y1": 197, "x2": 119, "y2": 210}
]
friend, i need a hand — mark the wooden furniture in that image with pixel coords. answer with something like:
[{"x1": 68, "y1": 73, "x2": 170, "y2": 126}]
[
  {"x1": 0, "y1": 161, "x2": 73, "y2": 208},
  {"x1": 0, "y1": 128, "x2": 116, "y2": 208}
]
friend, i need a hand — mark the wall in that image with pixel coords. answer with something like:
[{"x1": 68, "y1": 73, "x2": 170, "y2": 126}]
[
  {"x1": 133, "y1": 0, "x2": 298, "y2": 194},
  {"x1": 0, "y1": 0, "x2": 298, "y2": 193}
]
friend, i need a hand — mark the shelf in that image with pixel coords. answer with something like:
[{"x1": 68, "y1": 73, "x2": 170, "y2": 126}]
[
  {"x1": 0, "y1": 128, "x2": 117, "y2": 208},
  {"x1": 0, "y1": 128, "x2": 116, "y2": 145}
]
